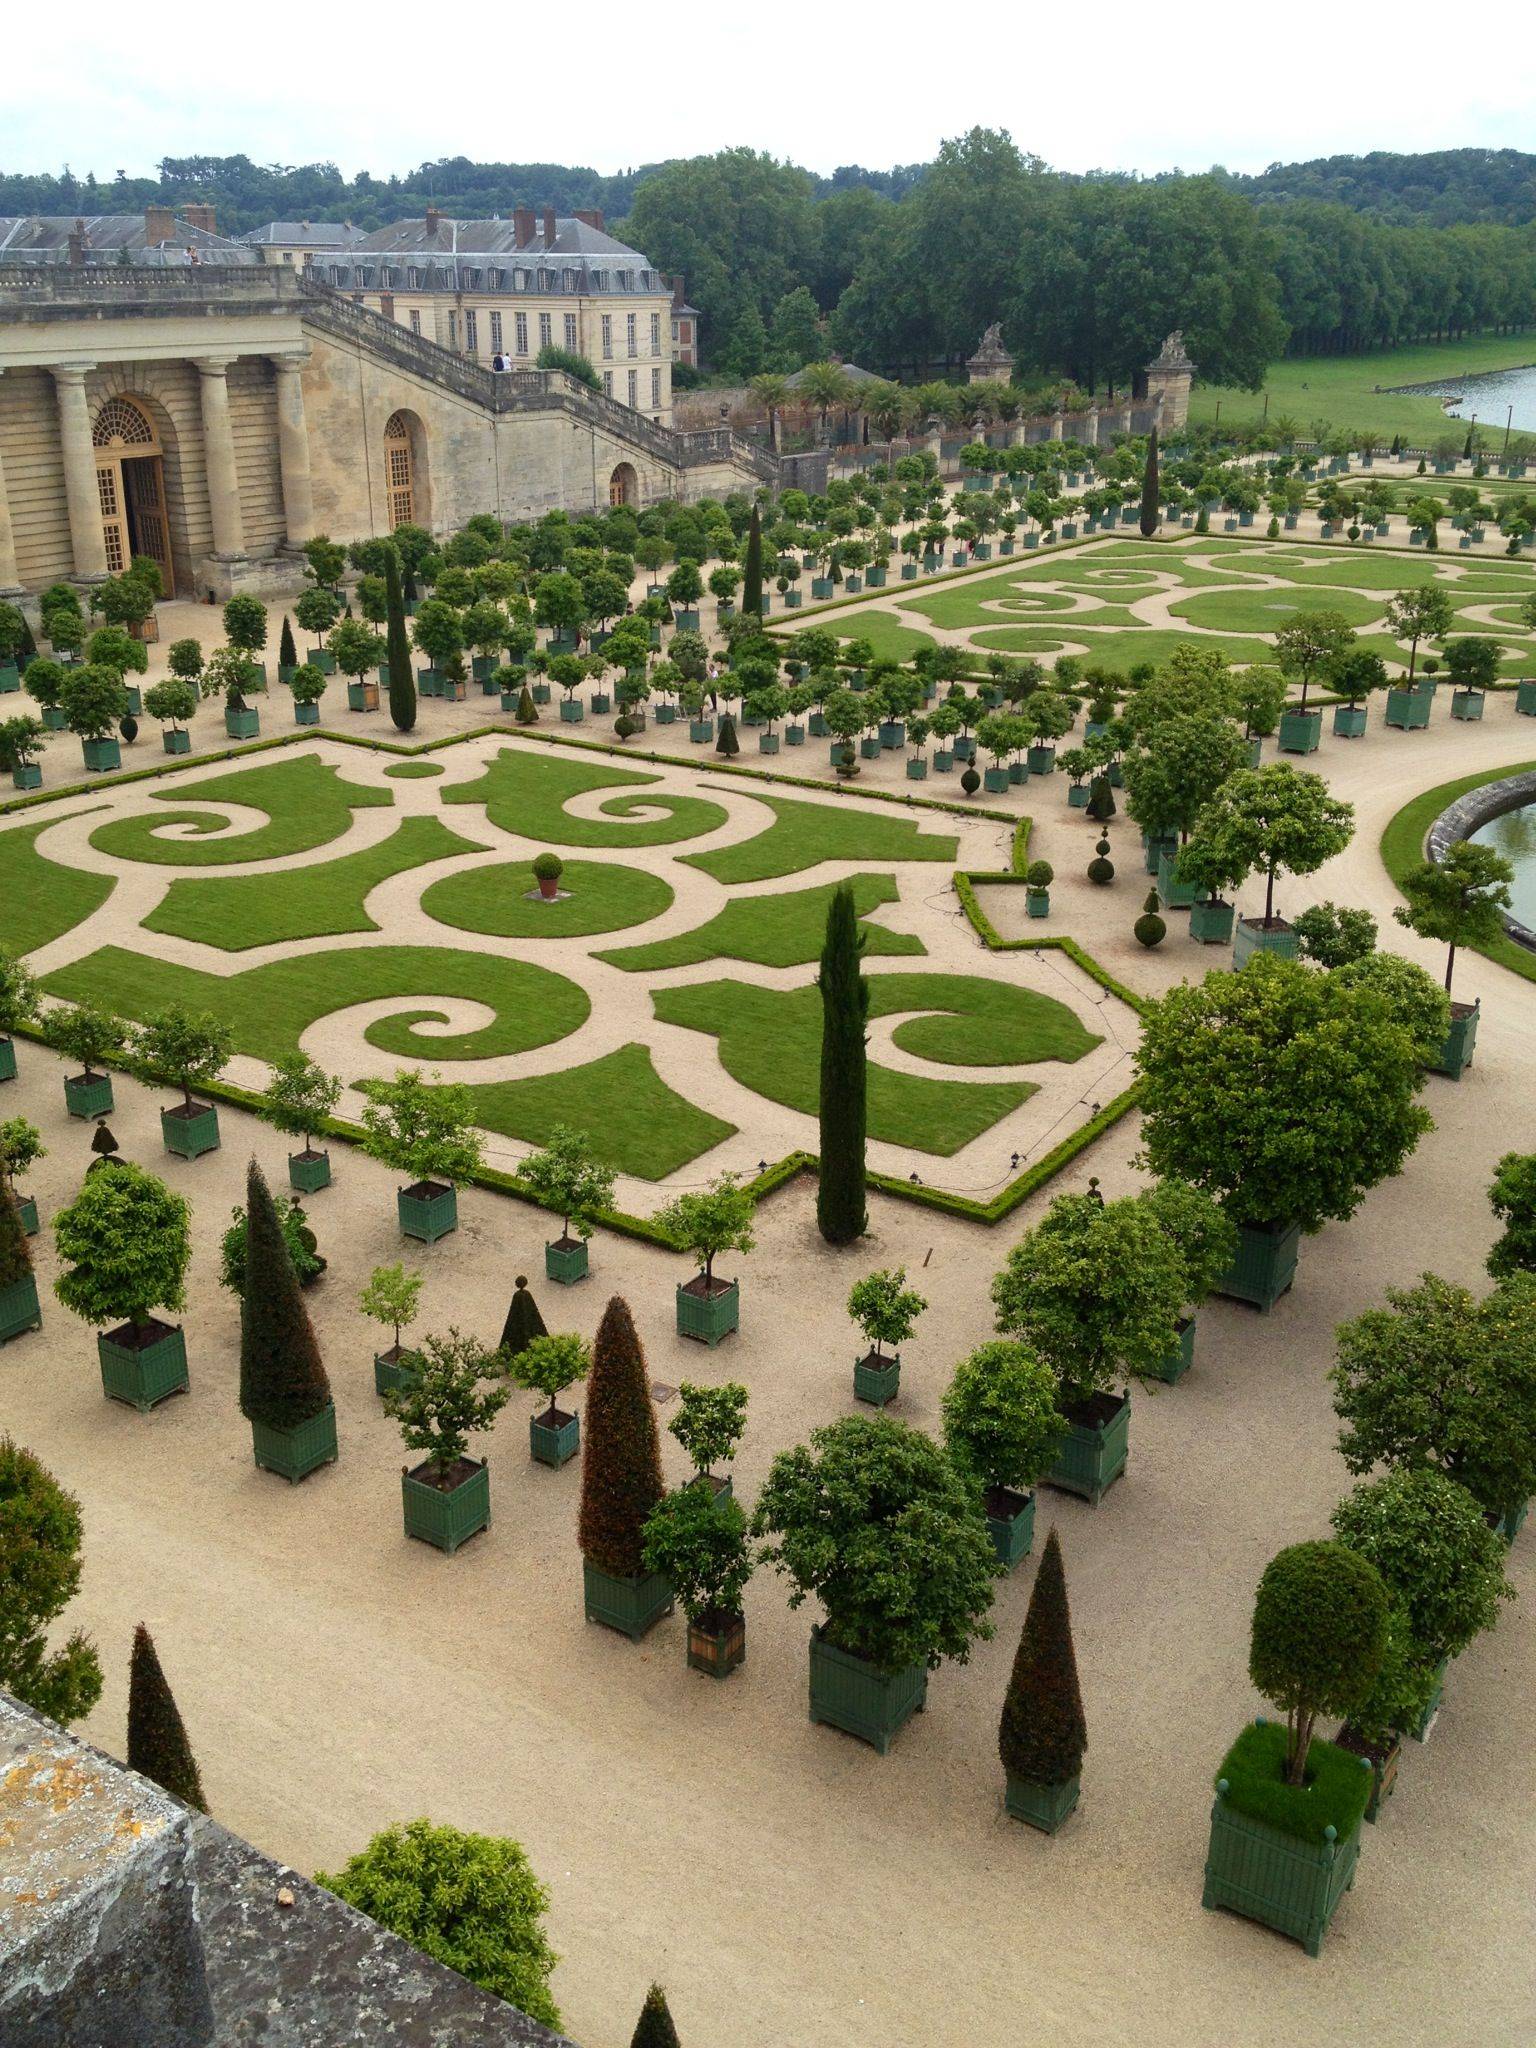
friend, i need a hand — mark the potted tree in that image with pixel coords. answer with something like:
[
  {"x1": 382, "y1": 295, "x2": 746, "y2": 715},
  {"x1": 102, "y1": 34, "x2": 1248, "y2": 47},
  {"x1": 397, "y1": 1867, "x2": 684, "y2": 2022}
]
[
  {"x1": 203, "y1": 647, "x2": 263, "y2": 740},
  {"x1": 0, "y1": 715, "x2": 47, "y2": 791},
  {"x1": 642, "y1": 1481, "x2": 755, "y2": 1680},
  {"x1": 58, "y1": 663, "x2": 129, "y2": 772},
  {"x1": 0, "y1": 1113, "x2": 44, "y2": 1235},
  {"x1": 668, "y1": 1381, "x2": 747, "y2": 1503},
  {"x1": 360, "y1": 1069, "x2": 484, "y2": 1244},
  {"x1": 1203, "y1": 1542, "x2": 1386, "y2": 1956},
  {"x1": 753, "y1": 1414, "x2": 996, "y2": 1753},
  {"x1": 144, "y1": 675, "x2": 199, "y2": 755},
  {"x1": 238, "y1": 1160, "x2": 336, "y2": 1482},
  {"x1": 0, "y1": 600, "x2": 24, "y2": 693},
  {"x1": 0, "y1": 1157, "x2": 42, "y2": 1345},
  {"x1": 1326, "y1": 648, "x2": 1388, "y2": 739},
  {"x1": 998, "y1": 1527, "x2": 1087, "y2": 1830},
  {"x1": 128, "y1": 1007, "x2": 232, "y2": 1160},
  {"x1": 1444, "y1": 634, "x2": 1501, "y2": 722},
  {"x1": 387, "y1": 1330, "x2": 510, "y2": 1554},
  {"x1": 511, "y1": 1330, "x2": 591, "y2": 1468},
  {"x1": 518, "y1": 1125, "x2": 615, "y2": 1285},
  {"x1": 288, "y1": 661, "x2": 327, "y2": 726},
  {"x1": 360, "y1": 1261, "x2": 425, "y2": 1399},
  {"x1": 941, "y1": 1338, "x2": 1064, "y2": 1568},
  {"x1": 47, "y1": 1001, "x2": 125, "y2": 1119},
  {"x1": 411, "y1": 599, "x2": 461, "y2": 698},
  {"x1": 53, "y1": 1160, "x2": 192, "y2": 1410},
  {"x1": 656, "y1": 1171, "x2": 755, "y2": 1345},
  {"x1": 578, "y1": 1294, "x2": 672, "y2": 1639},
  {"x1": 221, "y1": 595, "x2": 269, "y2": 686},
  {"x1": 1274, "y1": 612, "x2": 1354, "y2": 754},
  {"x1": 330, "y1": 620, "x2": 386, "y2": 713},
  {"x1": 531, "y1": 851, "x2": 564, "y2": 901},
  {"x1": 220, "y1": 1188, "x2": 324, "y2": 1294},
  {"x1": 1123, "y1": 713, "x2": 1257, "y2": 910},
  {"x1": 257, "y1": 1050, "x2": 342, "y2": 1192},
  {"x1": 1024, "y1": 859, "x2": 1054, "y2": 919},
  {"x1": 1138, "y1": 1178, "x2": 1238, "y2": 1383},
  {"x1": 847, "y1": 1266, "x2": 926, "y2": 1408},
  {"x1": 1179, "y1": 763, "x2": 1354, "y2": 967},
  {"x1": 23, "y1": 657, "x2": 69, "y2": 733},
  {"x1": 1393, "y1": 841, "x2": 1514, "y2": 1078}
]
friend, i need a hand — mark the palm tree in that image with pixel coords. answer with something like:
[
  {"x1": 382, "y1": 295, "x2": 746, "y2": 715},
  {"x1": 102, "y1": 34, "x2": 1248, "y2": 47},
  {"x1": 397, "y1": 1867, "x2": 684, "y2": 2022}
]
[
  {"x1": 749, "y1": 374, "x2": 793, "y2": 455},
  {"x1": 796, "y1": 362, "x2": 856, "y2": 447},
  {"x1": 912, "y1": 381, "x2": 962, "y2": 430},
  {"x1": 863, "y1": 381, "x2": 916, "y2": 470}
]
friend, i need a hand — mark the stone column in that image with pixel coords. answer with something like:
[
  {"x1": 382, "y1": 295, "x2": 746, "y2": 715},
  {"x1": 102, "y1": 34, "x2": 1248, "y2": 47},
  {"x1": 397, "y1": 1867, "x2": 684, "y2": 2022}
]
[
  {"x1": 50, "y1": 364, "x2": 108, "y2": 584},
  {"x1": 0, "y1": 373, "x2": 21, "y2": 595},
  {"x1": 193, "y1": 355, "x2": 246, "y2": 559},
  {"x1": 269, "y1": 351, "x2": 315, "y2": 550}
]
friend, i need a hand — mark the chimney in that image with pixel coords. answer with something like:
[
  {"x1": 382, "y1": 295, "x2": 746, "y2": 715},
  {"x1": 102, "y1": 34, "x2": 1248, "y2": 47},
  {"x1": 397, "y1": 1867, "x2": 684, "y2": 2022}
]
[
  {"x1": 184, "y1": 203, "x2": 216, "y2": 234},
  {"x1": 574, "y1": 208, "x2": 604, "y2": 233},
  {"x1": 67, "y1": 219, "x2": 87, "y2": 267},
  {"x1": 671, "y1": 273, "x2": 687, "y2": 308},
  {"x1": 145, "y1": 205, "x2": 175, "y2": 246},
  {"x1": 542, "y1": 206, "x2": 557, "y2": 247},
  {"x1": 425, "y1": 206, "x2": 443, "y2": 239},
  {"x1": 513, "y1": 206, "x2": 535, "y2": 248}
]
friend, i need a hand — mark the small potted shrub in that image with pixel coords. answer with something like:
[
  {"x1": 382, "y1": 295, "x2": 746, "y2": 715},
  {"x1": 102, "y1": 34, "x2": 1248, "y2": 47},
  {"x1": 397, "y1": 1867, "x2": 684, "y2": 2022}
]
[
  {"x1": 0, "y1": 1114, "x2": 43, "y2": 1236},
  {"x1": 47, "y1": 1001, "x2": 125, "y2": 1120},
  {"x1": 257, "y1": 1051, "x2": 342, "y2": 1193},
  {"x1": 657, "y1": 1171, "x2": 755, "y2": 1345},
  {"x1": 519, "y1": 1125, "x2": 614, "y2": 1286},
  {"x1": 532, "y1": 850, "x2": 564, "y2": 901},
  {"x1": 942, "y1": 1339, "x2": 1064, "y2": 1569},
  {"x1": 511, "y1": 1330, "x2": 591, "y2": 1469},
  {"x1": 238, "y1": 1161, "x2": 337, "y2": 1482},
  {"x1": 1024, "y1": 859, "x2": 1054, "y2": 920},
  {"x1": 1203, "y1": 1542, "x2": 1386, "y2": 1956},
  {"x1": 53, "y1": 1160, "x2": 192, "y2": 1410},
  {"x1": 578, "y1": 1295, "x2": 673, "y2": 1639},
  {"x1": 388, "y1": 1330, "x2": 511, "y2": 1554},
  {"x1": 59, "y1": 662, "x2": 129, "y2": 771},
  {"x1": 998, "y1": 1527, "x2": 1087, "y2": 1831},
  {"x1": 847, "y1": 1266, "x2": 927, "y2": 1408},
  {"x1": 0, "y1": 1160, "x2": 42, "y2": 1345},
  {"x1": 753, "y1": 1415, "x2": 996, "y2": 1753},
  {"x1": 144, "y1": 675, "x2": 199, "y2": 755},
  {"x1": 23, "y1": 657, "x2": 68, "y2": 732},
  {"x1": 288, "y1": 661, "x2": 328, "y2": 726},
  {"x1": 330, "y1": 621, "x2": 385, "y2": 713},
  {"x1": 129, "y1": 1006, "x2": 232, "y2": 1161},
  {"x1": 205, "y1": 645, "x2": 264, "y2": 741},
  {"x1": 360, "y1": 1069, "x2": 484, "y2": 1244},
  {"x1": 220, "y1": 1193, "x2": 325, "y2": 1294},
  {"x1": 642, "y1": 1480, "x2": 754, "y2": 1680},
  {"x1": 668, "y1": 1381, "x2": 747, "y2": 1503},
  {"x1": 0, "y1": 951, "x2": 40, "y2": 1085},
  {"x1": 360, "y1": 1261, "x2": 424, "y2": 1399}
]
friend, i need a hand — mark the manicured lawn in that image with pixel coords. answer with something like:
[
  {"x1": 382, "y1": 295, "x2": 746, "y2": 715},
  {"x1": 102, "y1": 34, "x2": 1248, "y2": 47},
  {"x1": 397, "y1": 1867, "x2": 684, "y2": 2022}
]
[
  {"x1": 827, "y1": 612, "x2": 935, "y2": 663},
  {"x1": 443, "y1": 746, "x2": 728, "y2": 847},
  {"x1": 685, "y1": 791, "x2": 957, "y2": 886},
  {"x1": 143, "y1": 817, "x2": 480, "y2": 951},
  {"x1": 422, "y1": 856, "x2": 673, "y2": 939},
  {"x1": 1380, "y1": 759, "x2": 1536, "y2": 990},
  {"x1": 87, "y1": 755, "x2": 393, "y2": 867},
  {"x1": 652, "y1": 971, "x2": 1099, "y2": 1155},
  {"x1": 971, "y1": 625, "x2": 1277, "y2": 667},
  {"x1": 383, "y1": 761, "x2": 445, "y2": 778},
  {"x1": 0, "y1": 819, "x2": 116, "y2": 955},
  {"x1": 43, "y1": 944, "x2": 590, "y2": 1064},
  {"x1": 599, "y1": 873, "x2": 924, "y2": 973},
  {"x1": 1169, "y1": 587, "x2": 1386, "y2": 634},
  {"x1": 462, "y1": 1043, "x2": 735, "y2": 1180},
  {"x1": 1189, "y1": 332, "x2": 1536, "y2": 443}
]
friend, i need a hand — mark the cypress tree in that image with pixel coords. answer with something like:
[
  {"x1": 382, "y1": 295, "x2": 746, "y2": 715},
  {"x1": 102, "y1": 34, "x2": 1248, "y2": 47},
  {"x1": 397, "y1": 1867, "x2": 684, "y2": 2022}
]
[
  {"x1": 278, "y1": 615, "x2": 298, "y2": 672},
  {"x1": 127, "y1": 1623, "x2": 207, "y2": 1812},
  {"x1": 816, "y1": 883, "x2": 869, "y2": 1246},
  {"x1": 742, "y1": 505, "x2": 764, "y2": 616},
  {"x1": 499, "y1": 1274, "x2": 548, "y2": 1361},
  {"x1": 385, "y1": 545, "x2": 416, "y2": 733},
  {"x1": 238, "y1": 1159, "x2": 331, "y2": 1432},
  {"x1": 631, "y1": 1984, "x2": 681, "y2": 2048},
  {"x1": 999, "y1": 1527, "x2": 1086, "y2": 1788},
  {"x1": 578, "y1": 1296, "x2": 663, "y2": 1579},
  {"x1": 1138, "y1": 426, "x2": 1160, "y2": 539}
]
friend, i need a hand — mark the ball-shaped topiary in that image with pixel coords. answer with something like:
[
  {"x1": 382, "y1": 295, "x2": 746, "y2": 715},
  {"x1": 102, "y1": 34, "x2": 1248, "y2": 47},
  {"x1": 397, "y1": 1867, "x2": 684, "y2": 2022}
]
[
  {"x1": 1087, "y1": 833, "x2": 1115, "y2": 885},
  {"x1": 1134, "y1": 909, "x2": 1167, "y2": 947},
  {"x1": 960, "y1": 766, "x2": 981, "y2": 795},
  {"x1": 1025, "y1": 860, "x2": 1054, "y2": 892},
  {"x1": 1249, "y1": 1539, "x2": 1388, "y2": 1782},
  {"x1": 531, "y1": 851, "x2": 564, "y2": 884}
]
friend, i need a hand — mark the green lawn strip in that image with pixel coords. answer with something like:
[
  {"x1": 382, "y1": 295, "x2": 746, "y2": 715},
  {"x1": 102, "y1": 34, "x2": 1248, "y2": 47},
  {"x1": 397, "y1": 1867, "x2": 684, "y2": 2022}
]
[
  {"x1": 1380, "y1": 759, "x2": 1536, "y2": 990},
  {"x1": 442, "y1": 745, "x2": 727, "y2": 846},
  {"x1": 1189, "y1": 332, "x2": 1536, "y2": 442},
  {"x1": 684, "y1": 790, "x2": 958, "y2": 885},
  {"x1": 422, "y1": 855, "x2": 673, "y2": 939},
  {"x1": 86, "y1": 755, "x2": 392, "y2": 867},
  {"x1": 42, "y1": 944, "x2": 590, "y2": 1064},
  {"x1": 597, "y1": 873, "x2": 924, "y2": 972},
  {"x1": 971, "y1": 626, "x2": 1278, "y2": 667},
  {"x1": 1169, "y1": 587, "x2": 1385, "y2": 633},
  {"x1": 0, "y1": 817, "x2": 116, "y2": 955},
  {"x1": 653, "y1": 970, "x2": 1099, "y2": 1156},
  {"x1": 455, "y1": 1043, "x2": 735, "y2": 1181},
  {"x1": 830, "y1": 613, "x2": 936, "y2": 663},
  {"x1": 383, "y1": 761, "x2": 445, "y2": 778},
  {"x1": 142, "y1": 816, "x2": 481, "y2": 951}
]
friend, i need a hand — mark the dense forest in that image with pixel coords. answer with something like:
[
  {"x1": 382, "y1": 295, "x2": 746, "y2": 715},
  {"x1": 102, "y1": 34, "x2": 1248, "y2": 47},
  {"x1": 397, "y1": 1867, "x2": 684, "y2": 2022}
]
[{"x1": 2, "y1": 138, "x2": 1532, "y2": 390}]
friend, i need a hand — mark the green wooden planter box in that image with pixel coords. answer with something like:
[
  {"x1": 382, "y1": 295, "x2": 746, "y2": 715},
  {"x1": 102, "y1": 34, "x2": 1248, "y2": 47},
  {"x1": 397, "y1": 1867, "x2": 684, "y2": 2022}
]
[
  {"x1": 1156, "y1": 847, "x2": 1198, "y2": 910},
  {"x1": 224, "y1": 708, "x2": 260, "y2": 740},
  {"x1": 590, "y1": 692, "x2": 612, "y2": 714},
  {"x1": 785, "y1": 724, "x2": 805, "y2": 746},
  {"x1": 398, "y1": 1180, "x2": 457, "y2": 1243},
  {"x1": 1067, "y1": 783, "x2": 1090, "y2": 808},
  {"x1": 1026, "y1": 890, "x2": 1049, "y2": 919},
  {"x1": 1149, "y1": 1315, "x2": 1196, "y2": 1384},
  {"x1": 0, "y1": 1273, "x2": 42, "y2": 1345},
  {"x1": 1516, "y1": 680, "x2": 1536, "y2": 716},
  {"x1": 11, "y1": 763, "x2": 41, "y2": 791},
  {"x1": 758, "y1": 733, "x2": 780, "y2": 755},
  {"x1": 687, "y1": 1610, "x2": 746, "y2": 1680},
  {"x1": 82, "y1": 737, "x2": 121, "y2": 773},
  {"x1": 933, "y1": 749, "x2": 954, "y2": 773},
  {"x1": 1434, "y1": 1001, "x2": 1479, "y2": 1079},
  {"x1": 558, "y1": 698, "x2": 585, "y2": 723},
  {"x1": 1044, "y1": 1394, "x2": 1130, "y2": 1505},
  {"x1": 0, "y1": 1036, "x2": 16, "y2": 1083},
  {"x1": 985, "y1": 1487, "x2": 1035, "y2": 1570},
  {"x1": 677, "y1": 1276, "x2": 739, "y2": 1345},
  {"x1": 1332, "y1": 705, "x2": 1368, "y2": 738},
  {"x1": 162, "y1": 728, "x2": 192, "y2": 755},
  {"x1": 1027, "y1": 744, "x2": 1056, "y2": 776},
  {"x1": 879, "y1": 720, "x2": 905, "y2": 750},
  {"x1": 1385, "y1": 684, "x2": 1432, "y2": 730},
  {"x1": 1233, "y1": 917, "x2": 1299, "y2": 968},
  {"x1": 294, "y1": 700, "x2": 321, "y2": 725},
  {"x1": 689, "y1": 719, "x2": 714, "y2": 743},
  {"x1": 1202, "y1": 1767, "x2": 1366, "y2": 1956},
  {"x1": 1005, "y1": 1771, "x2": 1079, "y2": 1834},
  {"x1": 251, "y1": 1401, "x2": 338, "y2": 1483},
  {"x1": 543, "y1": 1238, "x2": 588, "y2": 1287},
  {"x1": 402, "y1": 1458, "x2": 491, "y2": 1554},
  {"x1": 288, "y1": 1148, "x2": 332, "y2": 1194},
  {"x1": 982, "y1": 765, "x2": 1010, "y2": 793},
  {"x1": 1143, "y1": 830, "x2": 1177, "y2": 877},
  {"x1": 674, "y1": 609, "x2": 701, "y2": 632},
  {"x1": 859, "y1": 736, "x2": 882, "y2": 761},
  {"x1": 311, "y1": 649, "x2": 337, "y2": 675},
  {"x1": 42, "y1": 705, "x2": 68, "y2": 730},
  {"x1": 1277, "y1": 707, "x2": 1321, "y2": 755},
  {"x1": 901, "y1": 563, "x2": 919, "y2": 580},
  {"x1": 17, "y1": 1194, "x2": 38, "y2": 1235},
  {"x1": 1219, "y1": 1219, "x2": 1301, "y2": 1311},
  {"x1": 346, "y1": 680, "x2": 378, "y2": 712},
  {"x1": 853, "y1": 1350, "x2": 900, "y2": 1407},
  {"x1": 531, "y1": 681, "x2": 552, "y2": 704},
  {"x1": 1495, "y1": 1499, "x2": 1528, "y2": 1544},
  {"x1": 583, "y1": 1559, "x2": 673, "y2": 1640},
  {"x1": 416, "y1": 668, "x2": 442, "y2": 698},
  {"x1": 0, "y1": 661, "x2": 17, "y2": 693},
  {"x1": 1190, "y1": 896, "x2": 1235, "y2": 944},
  {"x1": 808, "y1": 1628, "x2": 926, "y2": 1755},
  {"x1": 655, "y1": 703, "x2": 679, "y2": 724},
  {"x1": 160, "y1": 1101, "x2": 220, "y2": 1160},
  {"x1": 63, "y1": 1072, "x2": 113, "y2": 1119},
  {"x1": 530, "y1": 1408, "x2": 580, "y2": 1468},
  {"x1": 1450, "y1": 688, "x2": 1485, "y2": 722},
  {"x1": 373, "y1": 1347, "x2": 422, "y2": 1400},
  {"x1": 98, "y1": 1321, "x2": 188, "y2": 1412}
]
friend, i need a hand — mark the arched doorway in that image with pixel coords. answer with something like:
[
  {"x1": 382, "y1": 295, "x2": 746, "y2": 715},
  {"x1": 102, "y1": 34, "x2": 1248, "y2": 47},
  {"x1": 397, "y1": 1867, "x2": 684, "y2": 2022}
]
[
  {"x1": 383, "y1": 411, "x2": 419, "y2": 527},
  {"x1": 93, "y1": 396, "x2": 173, "y2": 589},
  {"x1": 609, "y1": 462, "x2": 638, "y2": 508}
]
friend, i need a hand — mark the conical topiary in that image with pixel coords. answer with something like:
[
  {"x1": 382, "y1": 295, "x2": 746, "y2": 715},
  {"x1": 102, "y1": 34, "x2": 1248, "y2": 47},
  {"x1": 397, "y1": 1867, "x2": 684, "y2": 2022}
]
[
  {"x1": 385, "y1": 544, "x2": 416, "y2": 734},
  {"x1": 578, "y1": 1295, "x2": 663, "y2": 1578},
  {"x1": 127, "y1": 1623, "x2": 207, "y2": 1812},
  {"x1": 999, "y1": 1527, "x2": 1086, "y2": 1789},
  {"x1": 88, "y1": 1122, "x2": 122, "y2": 1171},
  {"x1": 742, "y1": 503, "x2": 764, "y2": 616},
  {"x1": 238, "y1": 1158, "x2": 331, "y2": 1432},
  {"x1": 1138, "y1": 426, "x2": 1159, "y2": 539},
  {"x1": 715, "y1": 713, "x2": 740, "y2": 758},
  {"x1": 816, "y1": 882, "x2": 869, "y2": 1247},
  {"x1": 516, "y1": 683, "x2": 539, "y2": 725},
  {"x1": 499, "y1": 1274, "x2": 548, "y2": 1362},
  {"x1": 631, "y1": 1983, "x2": 681, "y2": 2048},
  {"x1": 279, "y1": 615, "x2": 298, "y2": 672}
]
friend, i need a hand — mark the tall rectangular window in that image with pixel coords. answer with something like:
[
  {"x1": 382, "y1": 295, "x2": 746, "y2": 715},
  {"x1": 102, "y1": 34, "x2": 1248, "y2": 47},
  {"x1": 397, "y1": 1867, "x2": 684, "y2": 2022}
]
[
  {"x1": 464, "y1": 309, "x2": 478, "y2": 354},
  {"x1": 650, "y1": 312, "x2": 660, "y2": 353},
  {"x1": 601, "y1": 314, "x2": 612, "y2": 359},
  {"x1": 539, "y1": 312, "x2": 552, "y2": 348},
  {"x1": 627, "y1": 369, "x2": 638, "y2": 408},
  {"x1": 448, "y1": 312, "x2": 458, "y2": 350},
  {"x1": 652, "y1": 367, "x2": 661, "y2": 407},
  {"x1": 602, "y1": 371, "x2": 613, "y2": 397},
  {"x1": 564, "y1": 313, "x2": 577, "y2": 349},
  {"x1": 490, "y1": 311, "x2": 503, "y2": 352},
  {"x1": 515, "y1": 311, "x2": 528, "y2": 355},
  {"x1": 408, "y1": 309, "x2": 421, "y2": 334},
  {"x1": 626, "y1": 313, "x2": 636, "y2": 356}
]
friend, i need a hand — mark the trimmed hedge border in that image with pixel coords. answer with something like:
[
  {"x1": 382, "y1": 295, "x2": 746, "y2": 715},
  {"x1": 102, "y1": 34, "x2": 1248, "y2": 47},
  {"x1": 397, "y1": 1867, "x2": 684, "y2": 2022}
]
[{"x1": 1380, "y1": 757, "x2": 1536, "y2": 990}]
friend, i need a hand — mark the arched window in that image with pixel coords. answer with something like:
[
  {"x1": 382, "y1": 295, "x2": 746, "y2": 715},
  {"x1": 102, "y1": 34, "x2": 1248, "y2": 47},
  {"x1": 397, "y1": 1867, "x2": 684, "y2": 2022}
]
[
  {"x1": 609, "y1": 462, "x2": 638, "y2": 509},
  {"x1": 384, "y1": 411, "x2": 416, "y2": 526},
  {"x1": 92, "y1": 396, "x2": 172, "y2": 586}
]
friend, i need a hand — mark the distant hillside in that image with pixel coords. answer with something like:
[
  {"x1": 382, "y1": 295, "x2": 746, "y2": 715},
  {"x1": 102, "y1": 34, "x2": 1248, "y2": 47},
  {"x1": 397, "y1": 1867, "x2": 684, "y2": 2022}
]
[{"x1": 1223, "y1": 149, "x2": 1536, "y2": 227}]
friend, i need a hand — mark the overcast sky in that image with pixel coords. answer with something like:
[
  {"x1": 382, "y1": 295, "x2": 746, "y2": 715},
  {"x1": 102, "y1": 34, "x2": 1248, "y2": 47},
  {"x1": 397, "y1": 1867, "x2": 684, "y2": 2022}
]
[{"x1": 7, "y1": 0, "x2": 1536, "y2": 186}]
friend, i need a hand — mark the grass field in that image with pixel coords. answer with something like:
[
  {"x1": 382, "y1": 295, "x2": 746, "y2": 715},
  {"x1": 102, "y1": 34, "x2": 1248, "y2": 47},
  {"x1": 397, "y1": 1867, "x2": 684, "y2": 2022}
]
[
  {"x1": 598, "y1": 873, "x2": 924, "y2": 972},
  {"x1": 1188, "y1": 333, "x2": 1536, "y2": 445},
  {"x1": 461, "y1": 1043, "x2": 735, "y2": 1180},
  {"x1": 0, "y1": 819, "x2": 116, "y2": 954},
  {"x1": 422, "y1": 856, "x2": 673, "y2": 939},
  {"x1": 685, "y1": 791, "x2": 957, "y2": 885},
  {"x1": 87, "y1": 757, "x2": 392, "y2": 866},
  {"x1": 444, "y1": 747, "x2": 728, "y2": 847}
]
